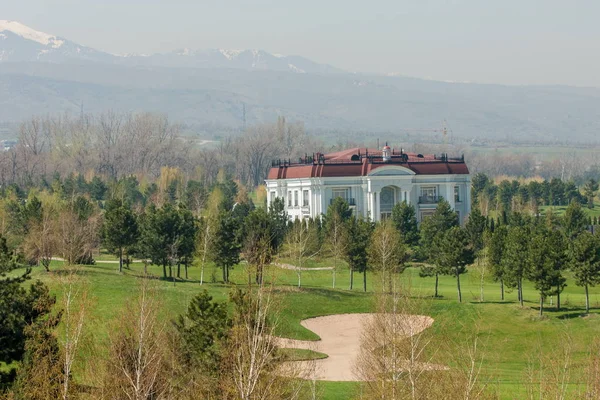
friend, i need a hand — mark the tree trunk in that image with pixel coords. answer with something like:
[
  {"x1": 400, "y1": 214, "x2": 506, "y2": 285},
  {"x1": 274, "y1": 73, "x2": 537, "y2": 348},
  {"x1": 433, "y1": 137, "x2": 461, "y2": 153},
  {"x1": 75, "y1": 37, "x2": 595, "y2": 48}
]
[
  {"x1": 539, "y1": 295, "x2": 544, "y2": 317},
  {"x1": 519, "y1": 279, "x2": 524, "y2": 307},
  {"x1": 119, "y1": 247, "x2": 123, "y2": 273},
  {"x1": 556, "y1": 286, "x2": 561, "y2": 310},
  {"x1": 223, "y1": 265, "x2": 227, "y2": 283},
  {"x1": 434, "y1": 273, "x2": 439, "y2": 297},
  {"x1": 332, "y1": 270, "x2": 336, "y2": 289},
  {"x1": 350, "y1": 267, "x2": 354, "y2": 290},
  {"x1": 185, "y1": 263, "x2": 188, "y2": 280},
  {"x1": 500, "y1": 279, "x2": 504, "y2": 301},
  {"x1": 177, "y1": 262, "x2": 181, "y2": 279},
  {"x1": 363, "y1": 270, "x2": 367, "y2": 292},
  {"x1": 585, "y1": 284, "x2": 590, "y2": 314},
  {"x1": 200, "y1": 260, "x2": 205, "y2": 285},
  {"x1": 297, "y1": 271, "x2": 301, "y2": 288},
  {"x1": 456, "y1": 269, "x2": 462, "y2": 303},
  {"x1": 162, "y1": 264, "x2": 167, "y2": 279}
]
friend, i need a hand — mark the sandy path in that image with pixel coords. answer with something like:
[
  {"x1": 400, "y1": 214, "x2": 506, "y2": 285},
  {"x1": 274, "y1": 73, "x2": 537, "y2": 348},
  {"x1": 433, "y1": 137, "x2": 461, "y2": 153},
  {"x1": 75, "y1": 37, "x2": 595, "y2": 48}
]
[{"x1": 276, "y1": 313, "x2": 435, "y2": 381}]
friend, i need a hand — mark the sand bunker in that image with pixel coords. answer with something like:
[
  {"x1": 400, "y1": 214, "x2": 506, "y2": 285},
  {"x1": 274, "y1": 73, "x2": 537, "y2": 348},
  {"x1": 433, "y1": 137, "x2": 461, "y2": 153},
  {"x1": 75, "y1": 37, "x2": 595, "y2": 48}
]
[{"x1": 276, "y1": 313, "x2": 436, "y2": 381}]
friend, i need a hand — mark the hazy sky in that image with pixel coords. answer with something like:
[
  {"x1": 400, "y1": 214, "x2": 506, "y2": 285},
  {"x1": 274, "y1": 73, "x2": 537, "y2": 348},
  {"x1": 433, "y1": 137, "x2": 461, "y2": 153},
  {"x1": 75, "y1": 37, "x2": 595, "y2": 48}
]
[{"x1": 5, "y1": 0, "x2": 600, "y2": 86}]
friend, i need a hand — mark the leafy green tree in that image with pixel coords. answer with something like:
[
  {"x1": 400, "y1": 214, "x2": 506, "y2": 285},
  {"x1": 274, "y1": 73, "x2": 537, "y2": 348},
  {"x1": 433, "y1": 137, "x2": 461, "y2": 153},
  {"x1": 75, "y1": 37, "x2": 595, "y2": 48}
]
[
  {"x1": 174, "y1": 290, "x2": 230, "y2": 377},
  {"x1": 211, "y1": 210, "x2": 242, "y2": 283},
  {"x1": 571, "y1": 231, "x2": 600, "y2": 313},
  {"x1": 584, "y1": 179, "x2": 599, "y2": 209},
  {"x1": 564, "y1": 199, "x2": 588, "y2": 240},
  {"x1": 437, "y1": 226, "x2": 474, "y2": 302},
  {"x1": 345, "y1": 217, "x2": 373, "y2": 292},
  {"x1": 419, "y1": 198, "x2": 458, "y2": 297},
  {"x1": 391, "y1": 201, "x2": 419, "y2": 247},
  {"x1": 103, "y1": 198, "x2": 139, "y2": 273}
]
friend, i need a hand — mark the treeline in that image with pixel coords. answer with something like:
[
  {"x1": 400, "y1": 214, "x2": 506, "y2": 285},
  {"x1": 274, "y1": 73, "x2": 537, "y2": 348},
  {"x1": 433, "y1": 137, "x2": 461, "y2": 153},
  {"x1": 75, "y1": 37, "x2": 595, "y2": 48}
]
[
  {"x1": 472, "y1": 173, "x2": 599, "y2": 215},
  {"x1": 3, "y1": 112, "x2": 314, "y2": 190}
]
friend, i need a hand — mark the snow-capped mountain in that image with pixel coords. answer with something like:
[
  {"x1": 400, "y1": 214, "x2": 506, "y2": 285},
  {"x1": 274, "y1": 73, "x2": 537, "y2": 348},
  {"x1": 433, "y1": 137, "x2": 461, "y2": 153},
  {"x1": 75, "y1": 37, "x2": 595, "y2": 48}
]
[
  {"x1": 0, "y1": 20, "x2": 115, "y2": 63},
  {"x1": 0, "y1": 20, "x2": 341, "y2": 74}
]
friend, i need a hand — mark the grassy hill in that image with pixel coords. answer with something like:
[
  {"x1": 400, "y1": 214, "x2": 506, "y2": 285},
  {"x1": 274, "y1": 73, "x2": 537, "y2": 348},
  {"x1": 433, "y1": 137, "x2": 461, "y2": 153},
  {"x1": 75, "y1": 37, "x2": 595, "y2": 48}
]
[{"x1": 9, "y1": 257, "x2": 600, "y2": 399}]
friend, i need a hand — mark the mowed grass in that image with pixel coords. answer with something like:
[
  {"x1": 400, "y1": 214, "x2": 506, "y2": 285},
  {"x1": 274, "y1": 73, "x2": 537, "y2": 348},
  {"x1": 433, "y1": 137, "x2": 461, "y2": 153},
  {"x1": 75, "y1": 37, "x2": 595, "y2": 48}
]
[
  {"x1": 11, "y1": 258, "x2": 600, "y2": 399},
  {"x1": 540, "y1": 204, "x2": 600, "y2": 219}
]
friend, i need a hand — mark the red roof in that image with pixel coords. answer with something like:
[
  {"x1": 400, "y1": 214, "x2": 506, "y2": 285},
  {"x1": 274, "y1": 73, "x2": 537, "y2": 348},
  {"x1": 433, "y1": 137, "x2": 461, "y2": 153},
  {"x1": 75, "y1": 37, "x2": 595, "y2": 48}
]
[{"x1": 267, "y1": 147, "x2": 469, "y2": 180}]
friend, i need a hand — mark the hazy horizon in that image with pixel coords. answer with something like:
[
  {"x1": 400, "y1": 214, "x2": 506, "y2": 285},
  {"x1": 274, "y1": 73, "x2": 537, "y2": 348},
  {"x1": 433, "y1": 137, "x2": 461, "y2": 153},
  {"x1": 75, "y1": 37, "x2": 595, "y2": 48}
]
[{"x1": 3, "y1": 0, "x2": 600, "y2": 87}]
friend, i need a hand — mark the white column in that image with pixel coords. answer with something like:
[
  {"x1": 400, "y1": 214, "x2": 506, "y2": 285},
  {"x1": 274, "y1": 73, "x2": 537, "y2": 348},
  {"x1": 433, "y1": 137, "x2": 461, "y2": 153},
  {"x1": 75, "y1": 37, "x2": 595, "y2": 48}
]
[
  {"x1": 446, "y1": 183, "x2": 456, "y2": 210},
  {"x1": 374, "y1": 191, "x2": 380, "y2": 222}
]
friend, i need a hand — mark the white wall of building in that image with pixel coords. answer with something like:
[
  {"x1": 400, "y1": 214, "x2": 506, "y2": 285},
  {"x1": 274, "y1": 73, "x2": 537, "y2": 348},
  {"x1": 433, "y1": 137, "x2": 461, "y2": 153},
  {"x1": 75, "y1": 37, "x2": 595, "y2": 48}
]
[{"x1": 265, "y1": 166, "x2": 471, "y2": 224}]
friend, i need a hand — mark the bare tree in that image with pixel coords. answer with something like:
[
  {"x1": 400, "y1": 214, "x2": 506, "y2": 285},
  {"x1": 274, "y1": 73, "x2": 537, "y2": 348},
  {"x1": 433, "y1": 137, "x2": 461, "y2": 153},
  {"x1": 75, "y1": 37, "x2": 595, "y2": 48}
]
[
  {"x1": 57, "y1": 268, "x2": 90, "y2": 400},
  {"x1": 354, "y1": 278, "x2": 437, "y2": 400},
  {"x1": 103, "y1": 278, "x2": 174, "y2": 400},
  {"x1": 56, "y1": 208, "x2": 100, "y2": 265},
  {"x1": 282, "y1": 219, "x2": 320, "y2": 288}
]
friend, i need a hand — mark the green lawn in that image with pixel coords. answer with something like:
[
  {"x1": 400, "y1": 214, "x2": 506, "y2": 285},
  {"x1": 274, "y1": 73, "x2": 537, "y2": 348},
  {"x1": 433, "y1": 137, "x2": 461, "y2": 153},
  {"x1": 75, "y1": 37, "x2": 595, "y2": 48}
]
[
  {"x1": 540, "y1": 204, "x2": 600, "y2": 219},
  {"x1": 9, "y1": 259, "x2": 600, "y2": 399}
]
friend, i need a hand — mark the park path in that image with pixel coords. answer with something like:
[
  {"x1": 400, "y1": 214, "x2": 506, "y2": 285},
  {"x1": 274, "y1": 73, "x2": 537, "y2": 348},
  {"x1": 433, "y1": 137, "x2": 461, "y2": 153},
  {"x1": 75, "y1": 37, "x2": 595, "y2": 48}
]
[
  {"x1": 276, "y1": 313, "x2": 437, "y2": 381},
  {"x1": 272, "y1": 262, "x2": 333, "y2": 271}
]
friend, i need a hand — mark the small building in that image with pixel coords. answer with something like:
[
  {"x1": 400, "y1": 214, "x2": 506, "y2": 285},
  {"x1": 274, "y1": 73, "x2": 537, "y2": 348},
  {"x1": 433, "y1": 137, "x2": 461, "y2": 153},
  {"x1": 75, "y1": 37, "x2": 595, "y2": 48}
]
[{"x1": 265, "y1": 146, "x2": 471, "y2": 223}]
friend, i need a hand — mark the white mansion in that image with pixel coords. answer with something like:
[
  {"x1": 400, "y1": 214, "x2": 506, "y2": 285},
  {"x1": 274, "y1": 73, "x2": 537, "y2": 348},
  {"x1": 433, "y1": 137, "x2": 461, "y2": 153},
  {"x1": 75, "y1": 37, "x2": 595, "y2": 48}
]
[{"x1": 265, "y1": 146, "x2": 471, "y2": 223}]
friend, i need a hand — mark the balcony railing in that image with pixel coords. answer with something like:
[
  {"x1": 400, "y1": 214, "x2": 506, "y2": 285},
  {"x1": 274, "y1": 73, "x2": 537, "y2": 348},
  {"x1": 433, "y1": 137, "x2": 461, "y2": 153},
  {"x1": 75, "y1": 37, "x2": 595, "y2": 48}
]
[
  {"x1": 419, "y1": 195, "x2": 440, "y2": 204},
  {"x1": 330, "y1": 197, "x2": 356, "y2": 206}
]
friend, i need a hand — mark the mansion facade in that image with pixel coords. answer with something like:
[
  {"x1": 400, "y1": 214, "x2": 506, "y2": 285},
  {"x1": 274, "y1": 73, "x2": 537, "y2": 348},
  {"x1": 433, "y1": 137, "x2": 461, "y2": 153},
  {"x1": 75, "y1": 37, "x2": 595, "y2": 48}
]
[{"x1": 265, "y1": 146, "x2": 471, "y2": 223}]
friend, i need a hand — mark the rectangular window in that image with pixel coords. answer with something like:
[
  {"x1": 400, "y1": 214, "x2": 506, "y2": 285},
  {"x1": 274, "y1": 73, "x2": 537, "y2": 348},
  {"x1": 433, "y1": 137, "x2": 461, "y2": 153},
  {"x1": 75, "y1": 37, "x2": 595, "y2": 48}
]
[
  {"x1": 420, "y1": 186, "x2": 437, "y2": 197},
  {"x1": 332, "y1": 188, "x2": 350, "y2": 200},
  {"x1": 303, "y1": 190, "x2": 309, "y2": 206},
  {"x1": 270, "y1": 191, "x2": 276, "y2": 202},
  {"x1": 294, "y1": 191, "x2": 299, "y2": 207},
  {"x1": 419, "y1": 186, "x2": 437, "y2": 204},
  {"x1": 454, "y1": 186, "x2": 460, "y2": 202},
  {"x1": 288, "y1": 191, "x2": 292, "y2": 207}
]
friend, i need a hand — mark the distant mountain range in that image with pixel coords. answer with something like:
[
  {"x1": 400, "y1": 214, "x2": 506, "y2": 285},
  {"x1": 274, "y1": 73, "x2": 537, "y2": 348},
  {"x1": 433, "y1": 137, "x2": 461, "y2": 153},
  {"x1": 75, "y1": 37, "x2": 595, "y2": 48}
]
[
  {"x1": 2, "y1": 20, "x2": 600, "y2": 143},
  {"x1": 0, "y1": 20, "x2": 340, "y2": 74}
]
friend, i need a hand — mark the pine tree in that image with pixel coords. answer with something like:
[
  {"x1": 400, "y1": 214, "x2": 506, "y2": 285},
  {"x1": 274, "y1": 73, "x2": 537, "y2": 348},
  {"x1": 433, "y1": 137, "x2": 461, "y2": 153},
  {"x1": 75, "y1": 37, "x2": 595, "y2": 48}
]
[
  {"x1": 564, "y1": 200, "x2": 588, "y2": 240},
  {"x1": 526, "y1": 226, "x2": 565, "y2": 316},
  {"x1": 391, "y1": 201, "x2": 419, "y2": 247},
  {"x1": 488, "y1": 225, "x2": 508, "y2": 300},
  {"x1": 419, "y1": 198, "x2": 458, "y2": 297},
  {"x1": 103, "y1": 198, "x2": 139, "y2": 273},
  {"x1": 437, "y1": 226, "x2": 474, "y2": 303},
  {"x1": 571, "y1": 231, "x2": 600, "y2": 314},
  {"x1": 504, "y1": 225, "x2": 529, "y2": 306},
  {"x1": 344, "y1": 217, "x2": 372, "y2": 291},
  {"x1": 583, "y1": 179, "x2": 599, "y2": 209},
  {"x1": 211, "y1": 210, "x2": 242, "y2": 283}
]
